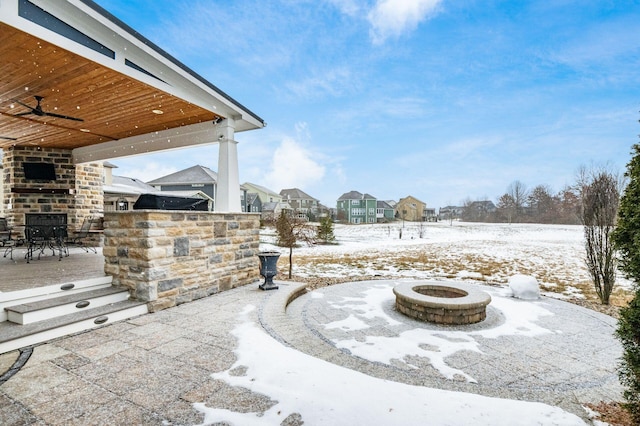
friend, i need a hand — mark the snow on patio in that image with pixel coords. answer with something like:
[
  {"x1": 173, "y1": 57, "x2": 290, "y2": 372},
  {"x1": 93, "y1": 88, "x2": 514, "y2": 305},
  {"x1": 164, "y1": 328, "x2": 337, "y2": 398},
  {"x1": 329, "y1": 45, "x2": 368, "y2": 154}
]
[{"x1": 194, "y1": 304, "x2": 588, "y2": 426}]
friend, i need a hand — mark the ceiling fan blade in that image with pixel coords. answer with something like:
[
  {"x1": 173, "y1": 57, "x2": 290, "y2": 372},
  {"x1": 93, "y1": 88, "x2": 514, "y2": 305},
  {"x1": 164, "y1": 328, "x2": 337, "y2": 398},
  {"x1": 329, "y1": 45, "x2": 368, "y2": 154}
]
[
  {"x1": 12, "y1": 99, "x2": 35, "y2": 111},
  {"x1": 0, "y1": 136, "x2": 17, "y2": 141},
  {"x1": 10, "y1": 97, "x2": 84, "y2": 121},
  {"x1": 44, "y1": 111, "x2": 84, "y2": 122}
]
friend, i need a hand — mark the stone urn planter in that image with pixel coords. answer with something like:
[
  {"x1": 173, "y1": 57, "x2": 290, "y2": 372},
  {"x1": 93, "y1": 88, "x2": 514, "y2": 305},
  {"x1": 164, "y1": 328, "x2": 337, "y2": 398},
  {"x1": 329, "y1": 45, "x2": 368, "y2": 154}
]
[{"x1": 257, "y1": 251, "x2": 280, "y2": 290}]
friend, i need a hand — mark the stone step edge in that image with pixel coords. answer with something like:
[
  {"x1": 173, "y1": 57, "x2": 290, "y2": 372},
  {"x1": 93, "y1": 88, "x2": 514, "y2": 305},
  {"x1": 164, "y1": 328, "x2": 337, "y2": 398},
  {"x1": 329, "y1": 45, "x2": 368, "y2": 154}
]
[
  {"x1": 4, "y1": 286, "x2": 130, "y2": 314},
  {"x1": 0, "y1": 276, "x2": 113, "y2": 304},
  {"x1": 0, "y1": 300, "x2": 147, "y2": 344}
]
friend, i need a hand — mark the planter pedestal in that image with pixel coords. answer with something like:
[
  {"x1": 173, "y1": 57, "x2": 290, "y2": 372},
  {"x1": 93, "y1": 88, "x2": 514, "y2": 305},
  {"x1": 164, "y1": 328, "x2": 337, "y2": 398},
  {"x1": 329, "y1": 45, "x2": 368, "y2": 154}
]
[{"x1": 257, "y1": 251, "x2": 280, "y2": 290}]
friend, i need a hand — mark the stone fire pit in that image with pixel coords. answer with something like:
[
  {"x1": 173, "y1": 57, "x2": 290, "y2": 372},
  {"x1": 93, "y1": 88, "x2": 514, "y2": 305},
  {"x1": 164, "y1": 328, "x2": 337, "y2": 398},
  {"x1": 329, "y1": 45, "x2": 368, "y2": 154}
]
[{"x1": 393, "y1": 281, "x2": 491, "y2": 325}]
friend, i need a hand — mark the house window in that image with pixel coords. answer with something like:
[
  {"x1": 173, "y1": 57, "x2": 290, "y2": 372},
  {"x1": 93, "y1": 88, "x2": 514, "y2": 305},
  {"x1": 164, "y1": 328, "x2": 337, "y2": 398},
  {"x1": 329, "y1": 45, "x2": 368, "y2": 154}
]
[
  {"x1": 352, "y1": 200, "x2": 360, "y2": 206},
  {"x1": 368, "y1": 208, "x2": 375, "y2": 215}
]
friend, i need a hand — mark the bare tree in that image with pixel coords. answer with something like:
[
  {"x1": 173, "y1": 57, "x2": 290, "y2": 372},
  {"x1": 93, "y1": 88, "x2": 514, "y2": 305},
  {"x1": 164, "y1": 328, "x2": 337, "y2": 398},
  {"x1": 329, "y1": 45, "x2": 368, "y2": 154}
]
[
  {"x1": 275, "y1": 211, "x2": 316, "y2": 279},
  {"x1": 506, "y1": 180, "x2": 529, "y2": 221},
  {"x1": 579, "y1": 168, "x2": 621, "y2": 305},
  {"x1": 496, "y1": 193, "x2": 516, "y2": 223}
]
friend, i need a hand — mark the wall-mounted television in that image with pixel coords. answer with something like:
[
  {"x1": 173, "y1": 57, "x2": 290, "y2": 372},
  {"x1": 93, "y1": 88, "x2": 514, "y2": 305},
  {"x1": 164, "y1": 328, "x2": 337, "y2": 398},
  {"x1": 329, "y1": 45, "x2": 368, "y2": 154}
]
[{"x1": 23, "y1": 162, "x2": 57, "y2": 181}]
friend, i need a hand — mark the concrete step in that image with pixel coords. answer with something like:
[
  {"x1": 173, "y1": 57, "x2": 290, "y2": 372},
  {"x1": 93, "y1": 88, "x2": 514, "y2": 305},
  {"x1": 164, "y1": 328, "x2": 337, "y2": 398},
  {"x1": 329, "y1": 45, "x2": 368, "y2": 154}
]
[
  {"x1": 0, "y1": 300, "x2": 148, "y2": 354},
  {"x1": 5, "y1": 286, "x2": 131, "y2": 325},
  {"x1": 0, "y1": 276, "x2": 112, "y2": 322}
]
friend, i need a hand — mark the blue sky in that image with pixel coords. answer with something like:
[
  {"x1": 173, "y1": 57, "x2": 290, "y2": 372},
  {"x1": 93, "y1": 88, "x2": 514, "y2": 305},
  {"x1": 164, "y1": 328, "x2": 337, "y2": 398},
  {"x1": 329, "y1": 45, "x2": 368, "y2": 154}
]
[{"x1": 98, "y1": 0, "x2": 640, "y2": 209}]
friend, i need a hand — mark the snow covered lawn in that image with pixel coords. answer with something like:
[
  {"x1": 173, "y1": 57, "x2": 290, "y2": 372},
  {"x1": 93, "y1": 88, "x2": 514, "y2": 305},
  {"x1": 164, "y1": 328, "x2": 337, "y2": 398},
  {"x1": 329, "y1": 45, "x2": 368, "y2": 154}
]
[{"x1": 260, "y1": 221, "x2": 633, "y2": 304}]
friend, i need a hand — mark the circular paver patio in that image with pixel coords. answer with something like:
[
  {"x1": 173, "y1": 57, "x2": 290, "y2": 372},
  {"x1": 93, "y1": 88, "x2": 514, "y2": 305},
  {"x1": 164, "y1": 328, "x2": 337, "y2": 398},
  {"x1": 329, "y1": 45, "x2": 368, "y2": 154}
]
[{"x1": 261, "y1": 279, "x2": 623, "y2": 419}]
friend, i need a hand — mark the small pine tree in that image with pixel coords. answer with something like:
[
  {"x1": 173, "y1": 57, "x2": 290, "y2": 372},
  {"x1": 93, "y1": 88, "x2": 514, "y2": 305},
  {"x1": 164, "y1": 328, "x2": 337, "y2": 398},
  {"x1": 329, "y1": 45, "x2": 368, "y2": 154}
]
[
  {"x1": 612, "y1": 142, "x2": 640, "y2": 422},
  {"x1": 316, "y1": 216, "x2": 336, "y2": 244}
]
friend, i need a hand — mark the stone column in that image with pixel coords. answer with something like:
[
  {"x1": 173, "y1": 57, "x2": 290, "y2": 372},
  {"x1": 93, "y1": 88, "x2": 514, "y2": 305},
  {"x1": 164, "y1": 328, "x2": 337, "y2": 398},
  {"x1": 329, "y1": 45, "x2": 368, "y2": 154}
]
[{"x1": 216, "y1": 117, "x2": 241, "y2": 212}]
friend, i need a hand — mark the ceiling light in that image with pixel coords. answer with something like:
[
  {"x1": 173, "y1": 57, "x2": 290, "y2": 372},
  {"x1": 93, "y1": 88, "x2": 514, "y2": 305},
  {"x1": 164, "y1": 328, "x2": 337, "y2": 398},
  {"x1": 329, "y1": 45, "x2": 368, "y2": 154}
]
[
  {"x1": 80, "y1": 128, "x2": 91, "y2": 133},
  {"x1": 152, "y1": 109, "x2": 163, "y2": 115}
]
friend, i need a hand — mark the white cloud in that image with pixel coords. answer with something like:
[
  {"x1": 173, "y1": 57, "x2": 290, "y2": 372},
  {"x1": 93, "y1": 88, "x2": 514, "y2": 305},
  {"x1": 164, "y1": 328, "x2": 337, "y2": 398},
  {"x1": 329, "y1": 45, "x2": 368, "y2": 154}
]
[
  {"x1": 285, "y1": 67, "x2": 356, "y2": 100},
  {"x1": 325, "y1": 0, "x2": 362, "y2": 16},
  {"x1": 368, "y1": 0, "x2": 443, "y2": 44},
  {"x1": 112, "y1": 158, "x2": 179, "y2": 182},
  {"x1": 263, "y1": 133, "x2": 326, "y2": 191}
]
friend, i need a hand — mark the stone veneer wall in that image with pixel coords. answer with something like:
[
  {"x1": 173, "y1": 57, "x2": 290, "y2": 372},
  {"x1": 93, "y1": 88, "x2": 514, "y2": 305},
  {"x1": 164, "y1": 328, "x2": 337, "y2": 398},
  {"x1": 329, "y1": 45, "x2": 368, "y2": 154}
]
[
  {"x1": 1, "y1": 147, "x2": 103, "y2": 230},
  {"x1": 73, "y1": 162, "x2": 104, "y2": 226},
  {"x1": 103, "y1": 210, "x2": 261, "y2": 312}
]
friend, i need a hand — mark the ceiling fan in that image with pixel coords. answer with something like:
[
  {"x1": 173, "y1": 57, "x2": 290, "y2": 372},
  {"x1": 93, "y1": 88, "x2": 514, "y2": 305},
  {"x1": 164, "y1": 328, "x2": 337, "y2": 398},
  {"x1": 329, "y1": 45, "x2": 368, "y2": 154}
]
[{"x1": 13, "y1": 95, "x2": 84, "y2": 122}]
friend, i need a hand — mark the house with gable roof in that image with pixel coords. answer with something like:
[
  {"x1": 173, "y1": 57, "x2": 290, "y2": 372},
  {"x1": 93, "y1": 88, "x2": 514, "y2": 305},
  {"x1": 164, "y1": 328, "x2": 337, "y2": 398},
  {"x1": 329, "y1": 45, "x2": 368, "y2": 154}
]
[
  {"x1": 337, "y1": 190, "x2": 378, "y2": 224},
  {"x1": 103, "y1": 163, "x2": 213, "y2": 211},
  {"x1": 245, "y1": 192, "x2": 262, "y2": 213},
  {"x1": 148, "y1": 165, "x2": 218, "y2": 209},
  {"x1": 280, "y1": 188, "x2": 320, "y2": 220},
  {"x1": 396, "y1": 195, "x2": 426, "y2": 222},
  {"x1": 242, "y1": 182, "x2": 283, "y2": 205},
  {"x1": 376, "y1": 200, "x2": 395, "y2": 222}
]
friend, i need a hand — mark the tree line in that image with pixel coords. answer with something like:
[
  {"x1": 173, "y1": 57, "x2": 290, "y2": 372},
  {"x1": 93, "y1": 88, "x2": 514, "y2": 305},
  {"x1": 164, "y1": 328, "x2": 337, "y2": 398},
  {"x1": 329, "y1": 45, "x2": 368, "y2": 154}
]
[{"x1": 461, "y1": 179, "x2": 590, "y2": 225}]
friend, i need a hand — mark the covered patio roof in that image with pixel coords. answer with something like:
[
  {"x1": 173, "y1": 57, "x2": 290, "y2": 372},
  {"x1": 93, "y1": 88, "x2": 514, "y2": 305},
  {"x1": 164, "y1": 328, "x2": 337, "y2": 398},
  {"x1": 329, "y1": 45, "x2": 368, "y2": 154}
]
[{"x1": 0, "y1": 0, "x2": 264, "y2": 163}]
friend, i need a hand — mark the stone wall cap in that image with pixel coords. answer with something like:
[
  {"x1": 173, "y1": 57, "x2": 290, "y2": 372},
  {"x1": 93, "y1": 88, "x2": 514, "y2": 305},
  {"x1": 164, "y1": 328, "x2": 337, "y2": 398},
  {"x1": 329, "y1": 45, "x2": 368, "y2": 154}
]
[{"x1": 393, "y1": 281, "x2": 491, "y2": 309}]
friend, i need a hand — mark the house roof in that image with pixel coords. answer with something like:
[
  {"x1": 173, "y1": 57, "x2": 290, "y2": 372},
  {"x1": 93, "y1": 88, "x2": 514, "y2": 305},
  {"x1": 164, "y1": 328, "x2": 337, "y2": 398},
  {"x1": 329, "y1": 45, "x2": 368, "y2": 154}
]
[
  {"x1": 246, "y1": 193, "x2": 260, "y2": 205},
  {"x1": 0, "y1": 0, "x2": 264, "y2": 162},
  {"x1": 261, "y1": 202, "x2": 278, "y2": 212},
  {"x1": 242, "y1": 182, "x2": 281, "y2": 198},
  {"x1": 157, "y1": 190, "x2": 213, "y2": 202},
  {"x1": 147, "y1": 165, "x2": 218, "y2": 185},
  {"x1": 280, "y1": 188, "x2": 318, "y2": 201},
  {"x1": 376, "y1": 200, "x2": 394, "y2": 209},
  {"x1": 104, "y1": 175, "x2": 158, "y2": 195},
  {"x1": 337, "y1": 190, "x2": 376, "y2": 201},
  {"x1": 398, "y1": 195, "x2": 426, "y2": 205}
]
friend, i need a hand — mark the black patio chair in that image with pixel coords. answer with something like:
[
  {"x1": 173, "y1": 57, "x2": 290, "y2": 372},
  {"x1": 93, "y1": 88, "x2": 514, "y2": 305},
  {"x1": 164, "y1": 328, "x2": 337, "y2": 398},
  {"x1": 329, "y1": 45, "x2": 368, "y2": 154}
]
[
  {"x1": 65, "y1": 216, "x2": 97, "y2": 254},
  {"x1": 0, "y1": 218, "x2": 17, "y2": 260}
]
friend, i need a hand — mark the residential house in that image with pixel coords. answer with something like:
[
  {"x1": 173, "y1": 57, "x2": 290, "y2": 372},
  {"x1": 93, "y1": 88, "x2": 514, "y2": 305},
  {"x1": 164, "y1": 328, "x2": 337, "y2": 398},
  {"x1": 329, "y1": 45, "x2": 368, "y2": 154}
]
[
  {"x1": 245, "y1": 192, "x2": 262, "y2": 213},
  {"x1": 439, "y1": 206, "x2": 464, "y2": 221},
  {"x1": 102, "y1": 162, "x2": 152, "y2": 211},
  {"x1": 396, "y1": 196, "x2": 426, "y2": 222},
  {"x1": 423, "y1": 207, "x2": 437, "y2": 222},
  {"x1": 261, "y1": 201, "x2": 293, "y2": 222},
  {"x1": 243, "y1": 182, "x2": 283, "y2": 205},
  {"x1": 376, "y1": 200, "x2": 395, "y2": 222},
  {"x1": 280, "y1": 188, "x2": 320, "y2": 221},
  {"x1": 148, "y1": 165, "x2": 217, "y2": 210},
  {"x1": 464, "y1": 200, "x2": 497, "y2": 221},
  {"x1": 103, "y1": 164, "x2": 213, "y2": 211},
  {"x1": 337, "y1": 191, "x2": 378, "y2": 224}
]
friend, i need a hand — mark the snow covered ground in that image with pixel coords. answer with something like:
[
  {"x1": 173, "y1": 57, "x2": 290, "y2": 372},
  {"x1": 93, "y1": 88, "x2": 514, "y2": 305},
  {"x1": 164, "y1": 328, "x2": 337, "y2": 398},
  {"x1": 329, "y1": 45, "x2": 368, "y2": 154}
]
[
  {"x1": 190, "y1": 222, "x2": 626, "y2": 425},
  {"x1": 260, "y1": 221, "x2": 633, "y2": 302},
  {"x1": 195, "y1": 304, "x2": 591, "y2": 426}
]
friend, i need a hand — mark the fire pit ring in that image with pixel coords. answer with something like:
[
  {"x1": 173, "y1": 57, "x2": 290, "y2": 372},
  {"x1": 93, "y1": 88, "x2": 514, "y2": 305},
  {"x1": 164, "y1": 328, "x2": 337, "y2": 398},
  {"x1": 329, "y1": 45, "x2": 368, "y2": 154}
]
[{"x1": 393, "y1": 281, "x2": 491, "y2": 325}]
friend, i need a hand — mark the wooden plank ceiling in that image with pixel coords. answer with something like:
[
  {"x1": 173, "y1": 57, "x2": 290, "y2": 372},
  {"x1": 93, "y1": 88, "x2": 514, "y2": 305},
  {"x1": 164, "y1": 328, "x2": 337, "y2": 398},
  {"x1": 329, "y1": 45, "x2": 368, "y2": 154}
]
[{"x1": 0, "y1": 22, "x2": 220, "y2": 151}]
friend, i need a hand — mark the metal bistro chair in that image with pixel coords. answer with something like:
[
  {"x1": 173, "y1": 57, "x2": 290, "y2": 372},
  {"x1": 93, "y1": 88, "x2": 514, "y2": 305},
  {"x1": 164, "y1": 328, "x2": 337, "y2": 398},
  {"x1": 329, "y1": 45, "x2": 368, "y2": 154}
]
[
  {"x1": 66, "y1": 217, "x2": 97, "y2": 254},
  {"x1": 24, "y1": 224, "x2": 68, "y2": 262},
  {"x1": 25, "y1": 225, "x2": 45, "y2": 263},
  {"x1": 0, "y1": 218, "x2": 17, "y2": 260}
]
